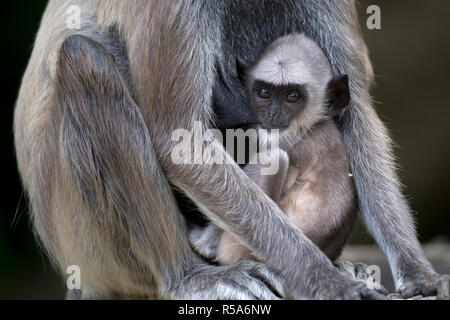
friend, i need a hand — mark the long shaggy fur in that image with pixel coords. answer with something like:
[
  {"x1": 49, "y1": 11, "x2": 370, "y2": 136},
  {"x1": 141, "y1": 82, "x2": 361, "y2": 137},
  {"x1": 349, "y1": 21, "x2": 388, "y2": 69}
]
[{"x1": 14, "y1": 0, "x2": 443, "y2": 299}]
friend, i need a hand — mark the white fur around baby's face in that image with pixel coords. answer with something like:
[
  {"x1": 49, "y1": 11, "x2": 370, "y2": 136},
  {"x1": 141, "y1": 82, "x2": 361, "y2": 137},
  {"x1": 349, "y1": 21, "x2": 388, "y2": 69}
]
[{"x1": 247, "y1": 33, "x2": 334, "y2": 150}]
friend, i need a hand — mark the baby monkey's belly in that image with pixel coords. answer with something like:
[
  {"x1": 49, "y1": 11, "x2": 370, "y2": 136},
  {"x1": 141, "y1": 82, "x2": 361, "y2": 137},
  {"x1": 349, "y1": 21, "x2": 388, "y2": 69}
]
[
  {"x1": 218, "y1": 161, "x2": 357, "y2": 265},
  {"x1": 218, "y1": 121, "x2": 357, "y2": 264}
]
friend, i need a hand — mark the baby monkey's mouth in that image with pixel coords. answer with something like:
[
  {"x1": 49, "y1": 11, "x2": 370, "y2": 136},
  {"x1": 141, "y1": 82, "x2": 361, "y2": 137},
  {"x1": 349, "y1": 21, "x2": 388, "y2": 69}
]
[
  {"x1": 257, "y1": 109, "x2": 292, "y2": 130},
  {"x1": 259, "y1": 119, "x2": 291, "y2": 130}
]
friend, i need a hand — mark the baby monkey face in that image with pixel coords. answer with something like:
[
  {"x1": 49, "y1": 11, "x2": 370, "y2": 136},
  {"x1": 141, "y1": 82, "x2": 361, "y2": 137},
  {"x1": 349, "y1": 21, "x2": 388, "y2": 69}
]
[{"x1": 249, "y1": 80, "x2": 308, "y2": 129}]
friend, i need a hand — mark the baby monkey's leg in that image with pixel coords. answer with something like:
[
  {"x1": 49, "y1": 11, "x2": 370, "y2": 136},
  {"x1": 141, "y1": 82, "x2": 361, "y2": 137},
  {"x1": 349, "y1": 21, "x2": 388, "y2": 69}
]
[
  {"x1": 189, "y1": 223, "x2": 224, "y2": 260},
  {"x1": 189, "y1": 149, "x2": 290, "y2": 263}
]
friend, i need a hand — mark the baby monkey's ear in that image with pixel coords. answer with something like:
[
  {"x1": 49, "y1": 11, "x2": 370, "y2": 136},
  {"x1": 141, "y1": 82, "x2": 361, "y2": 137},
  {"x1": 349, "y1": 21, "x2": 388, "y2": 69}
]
[{"x1": 327, "y1": 74, "x2": 350, "y2": 111}]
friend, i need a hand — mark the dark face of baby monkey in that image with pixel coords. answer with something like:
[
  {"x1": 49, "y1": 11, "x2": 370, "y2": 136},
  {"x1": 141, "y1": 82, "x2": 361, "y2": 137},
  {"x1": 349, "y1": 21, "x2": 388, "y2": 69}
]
[
  {"x1": 249, "y1": 81, "x2": 308, "y2": 129},
  {"x1": 245, "y1": 34, "x2": 350, "y2": 134}
]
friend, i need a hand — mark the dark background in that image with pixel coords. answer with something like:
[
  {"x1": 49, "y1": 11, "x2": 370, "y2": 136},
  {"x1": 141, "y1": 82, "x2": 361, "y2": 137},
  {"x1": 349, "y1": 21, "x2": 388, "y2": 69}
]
[{"x1": 1, "y1": 1, "x2": 449, "y2": 299}]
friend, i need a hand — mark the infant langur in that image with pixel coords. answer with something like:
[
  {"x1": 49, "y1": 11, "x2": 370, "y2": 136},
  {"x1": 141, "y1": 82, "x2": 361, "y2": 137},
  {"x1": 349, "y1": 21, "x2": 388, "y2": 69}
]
[{"x1": 191, "y1": 33, "x2": 357, "y2": 265}]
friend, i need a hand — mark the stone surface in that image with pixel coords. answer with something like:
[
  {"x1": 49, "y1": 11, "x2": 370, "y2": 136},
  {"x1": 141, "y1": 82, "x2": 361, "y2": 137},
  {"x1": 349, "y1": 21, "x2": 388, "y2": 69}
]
[{"x1": 388, "y1": 293, "x2": 436, "y2": 300}]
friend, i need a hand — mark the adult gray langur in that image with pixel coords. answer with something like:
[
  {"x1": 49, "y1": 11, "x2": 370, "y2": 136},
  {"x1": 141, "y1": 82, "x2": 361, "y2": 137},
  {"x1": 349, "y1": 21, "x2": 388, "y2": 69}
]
[{"x1": 14, "y1": 0, "x2": 449, "y2": 299}]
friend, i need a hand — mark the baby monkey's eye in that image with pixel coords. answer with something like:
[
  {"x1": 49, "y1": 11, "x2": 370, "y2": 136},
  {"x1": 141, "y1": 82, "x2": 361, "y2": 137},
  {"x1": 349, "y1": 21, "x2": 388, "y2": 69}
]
[
  {"x1": 257, "y1": 88, "x2": 271, "y2": 99},
  {"x1": 286, "y1": 90, "x2": 300, "y2": 103}
]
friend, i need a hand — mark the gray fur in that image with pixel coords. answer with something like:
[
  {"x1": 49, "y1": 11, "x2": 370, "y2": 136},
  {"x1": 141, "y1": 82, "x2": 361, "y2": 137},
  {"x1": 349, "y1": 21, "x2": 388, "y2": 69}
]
[{"x1": 14, "y1": 0, "x2": 448, "y2": 299}]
